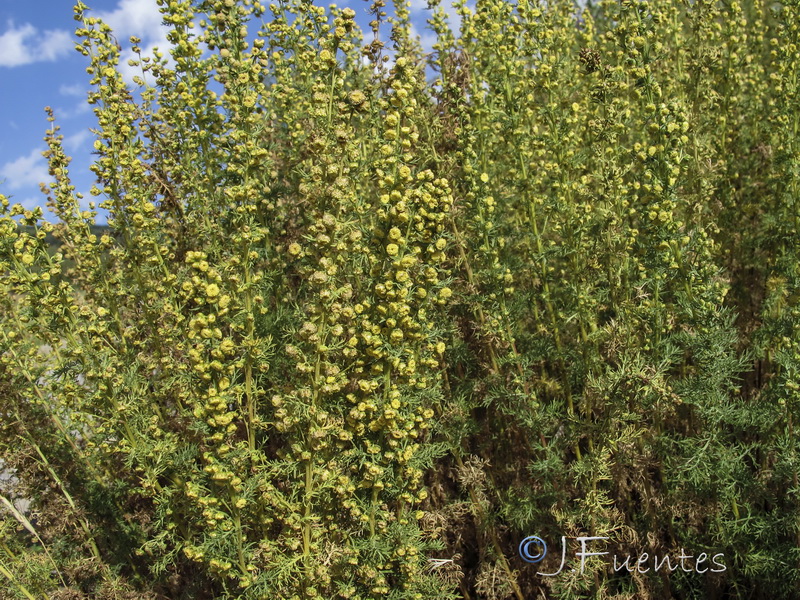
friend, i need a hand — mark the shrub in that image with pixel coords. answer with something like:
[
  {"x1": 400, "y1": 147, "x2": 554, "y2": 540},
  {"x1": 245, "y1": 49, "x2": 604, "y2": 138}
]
[{"x1": 1, "y1": 0, "x2": 800, "y2": 598}]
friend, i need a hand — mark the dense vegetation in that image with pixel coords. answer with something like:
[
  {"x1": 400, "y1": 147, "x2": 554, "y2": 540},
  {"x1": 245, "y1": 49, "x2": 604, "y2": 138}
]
[{"x1": 1, "y1": 0, "x2": 799, "y2": 598}]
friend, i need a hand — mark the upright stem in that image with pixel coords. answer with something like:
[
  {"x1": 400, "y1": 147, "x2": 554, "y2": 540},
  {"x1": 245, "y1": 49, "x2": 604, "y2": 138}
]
[{"x1": 453, "y1": 451, "x2": 525, "y2": 600}]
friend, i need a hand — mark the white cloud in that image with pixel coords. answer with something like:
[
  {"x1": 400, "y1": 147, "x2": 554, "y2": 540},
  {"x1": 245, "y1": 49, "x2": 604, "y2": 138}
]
[
  {"x1": 0, "y1": 22, "x2": 73, "y2": 67},
  {"x1": 59, "y1": 83, "x2": 85, "y2": 97},
  {"x1": 407, "y1": 0, "x2": 470, "y2": 55},
  {"x1": 57, "y1": 85, "x2": 93, "y2": 118},
  {"x1": 0, "y1": 22, "x2": 72, "y2": 67},
  {"x1": 94, "y1": 0, "x2": 171, "y2": 85},
  {"x1": 95, "y1": 0, "x2": 166, "y2": 38},
  {"x1": 0, "y1": 23, "x2": 38, "y2": 66},
  {"x1": 410, "y1": 0, "x2": 464, "y2": 35},
  {"x1": 410, "y1": 22, "x2": 438, "y2": 54},
  {"x1": 64, "y1": 130, "x2": 91, "y2": 152},
  {"x1": 53, "y1": 98, "x2": 93, "y2": 120},
  {"x1": 0, "y1": 148, "x2": 49, "y2": 191},
  {"x1": 39, "y1": 29, "x2": 73, "y2": 61},
  {"x1": 15, "y1": 196, "x2": 48, "y2": 213}
]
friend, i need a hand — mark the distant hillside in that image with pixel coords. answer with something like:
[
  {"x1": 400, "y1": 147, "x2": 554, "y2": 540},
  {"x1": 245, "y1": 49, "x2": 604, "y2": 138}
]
[{"x1": 13, "y1": 224, "x2": 113, "y2": 276}]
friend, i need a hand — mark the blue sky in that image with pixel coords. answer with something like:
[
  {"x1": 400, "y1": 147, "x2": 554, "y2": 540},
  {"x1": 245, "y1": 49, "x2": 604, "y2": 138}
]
[
  {"x1": 0, "y1": 0, "x2": 456, "y2": 224},
  {"x1": 0, "y1": 0, "x2": 174, "y2": 222}
]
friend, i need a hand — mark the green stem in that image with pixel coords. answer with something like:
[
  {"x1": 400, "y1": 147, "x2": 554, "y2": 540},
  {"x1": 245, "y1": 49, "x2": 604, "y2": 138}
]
[
  {"x1": 233, "y1": 504, "x2": 247, "y2": 573},
  {"x1": 0, "y1": 561, "x2": 37, "y2": 600},
  {"x1": 243, "y1": 245, "x2": 256, "y2": 452},
  {"x1": 453, "y1": 451, "x2": 525, "y2": 600},
  {"x1": 450, "y1": 218, "x2": 500, "y2": 374},
  {"x1": 0, "y1": 494, "x2": 66, "y2": 588},
  {"x1": 29, "y1": 444, "x2": 102, "y2": 561}
]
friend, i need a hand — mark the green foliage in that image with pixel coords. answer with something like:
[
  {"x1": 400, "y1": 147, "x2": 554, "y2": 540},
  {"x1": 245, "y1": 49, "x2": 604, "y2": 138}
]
[{"x1": 1, "y1": 0, "x2": 800, "y2": 598}]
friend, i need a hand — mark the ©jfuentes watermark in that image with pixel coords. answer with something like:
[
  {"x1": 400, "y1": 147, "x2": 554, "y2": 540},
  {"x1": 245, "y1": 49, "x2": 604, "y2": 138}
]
[{"x1": 518, "y1": 536, "x2": 726, "y2": 576}]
